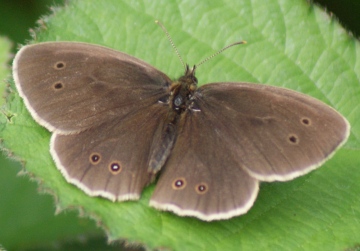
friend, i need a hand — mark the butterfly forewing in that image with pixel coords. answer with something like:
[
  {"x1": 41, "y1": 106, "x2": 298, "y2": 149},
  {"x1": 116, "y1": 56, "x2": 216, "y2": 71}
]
[
  {"x1": 13, "y1": 42, "x2": 171, "y2": 134},
  {"x1": 192, "y1": 83, "x2": 350, "y2": 182}
]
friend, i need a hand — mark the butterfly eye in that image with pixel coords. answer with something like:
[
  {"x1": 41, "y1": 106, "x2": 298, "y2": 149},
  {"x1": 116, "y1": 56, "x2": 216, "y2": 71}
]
[
  {"x1": 174, "y1": 95, "x2": 183, "y2": 107},
  {"x1": 89, "y1": 153, "x2": 101, "y2": 164},
  {"x1": 109, "y1": 161, "x2": 122, "y2": 175},
  {"x1": 172, "y1": 178, "x2": 186, "y2": 190},
  {"x1": 195, "y1": 183, "x2": 208, "y2": 195},
  {"x1": 54, "y1": 61, "x2": 66, "y2": 70}
]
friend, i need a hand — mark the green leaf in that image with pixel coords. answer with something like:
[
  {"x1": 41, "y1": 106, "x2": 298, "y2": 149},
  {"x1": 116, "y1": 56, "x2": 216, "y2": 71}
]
[
  {"x1": 0, "y1": 36, "x2": 11, "y2": 107},
  {"x1": 0, "y1": 153, "x2": 109, "y2": 250},
  {"x1": 1, "y1": 0, "x2": 359, "y2": 250}
]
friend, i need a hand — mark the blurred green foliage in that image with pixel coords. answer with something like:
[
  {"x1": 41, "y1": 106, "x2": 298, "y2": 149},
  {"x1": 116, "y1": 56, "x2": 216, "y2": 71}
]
[
  {"x1": 0, "y1": 0, "x2": 64, "y2": 46},
  {"x1": 316, "y1": 0, "x2": 360, "y2": 36}
]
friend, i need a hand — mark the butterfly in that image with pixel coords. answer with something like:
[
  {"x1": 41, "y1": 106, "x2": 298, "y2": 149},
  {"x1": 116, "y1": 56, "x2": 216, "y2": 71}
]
[{"x1": 13, "y1": 37, "x2": 349, "y2": 221}]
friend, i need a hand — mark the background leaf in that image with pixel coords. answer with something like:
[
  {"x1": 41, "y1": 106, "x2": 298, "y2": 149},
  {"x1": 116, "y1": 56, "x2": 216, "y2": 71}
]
[
  {"x1": 0, "y1": 36, "x2": 11, "y2": 107},
  {"x1": 1, "y1": 0, "x2": 359, "y2": 250}
]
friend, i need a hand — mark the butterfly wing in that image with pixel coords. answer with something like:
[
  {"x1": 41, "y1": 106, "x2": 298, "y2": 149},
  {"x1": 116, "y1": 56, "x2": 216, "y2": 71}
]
[
  {"x1": 150, "y1": 82, "x2": 349, "y2": 221},
  {"x1": 150, "y1": 108, "x2": 259, "y2": 221},
  {"x1": 192, "y1": 83, "x2": 350, "y2": 181},
  {"x1": 13, "y1": 42, "x2": 173, "y2": 200},
  {"x1": 51, "y1": 103, "x2": 170, "y2": 201},
  {"x1": 13, "y1": 42, "x2": 171, "y2": 134}
]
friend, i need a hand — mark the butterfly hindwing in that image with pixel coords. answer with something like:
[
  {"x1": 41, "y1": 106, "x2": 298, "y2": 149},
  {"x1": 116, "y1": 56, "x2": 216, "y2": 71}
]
[
  {"x1": 150, "y1": 107, "x2": 259, "y2": 221},
  {"x1": 51, "y1": 102, "x2": 170, "y2": 201}
]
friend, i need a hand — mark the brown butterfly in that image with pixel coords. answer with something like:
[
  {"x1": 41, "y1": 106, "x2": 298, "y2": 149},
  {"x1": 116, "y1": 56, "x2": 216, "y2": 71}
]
[{"x1": 13, "y1": 36, "x2": 349, "y2": 221}]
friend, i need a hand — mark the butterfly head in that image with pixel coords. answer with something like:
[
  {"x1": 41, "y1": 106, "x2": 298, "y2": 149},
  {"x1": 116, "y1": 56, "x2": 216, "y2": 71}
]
[{"x1": 168, "y1": 64, "x2": 198, "y2": 113}]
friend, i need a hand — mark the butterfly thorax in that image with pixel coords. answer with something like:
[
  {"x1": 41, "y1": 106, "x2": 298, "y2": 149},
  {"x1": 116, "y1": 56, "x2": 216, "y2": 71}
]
[
  {"x1": 169, "y1": 65, "x2": 198, "y2": 115},
  {"x1": 147, "y1": 65, "x2": 198, "y2": 174}
]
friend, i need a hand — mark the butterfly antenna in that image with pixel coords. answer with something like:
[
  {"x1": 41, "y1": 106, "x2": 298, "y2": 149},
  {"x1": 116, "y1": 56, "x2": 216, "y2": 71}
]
[
  {"x1": 196, "y1": 41, "x2": 247, "y2": 68},
  {"x1": 155, "y1": 20, "x2": 186, "y2": 70}
]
